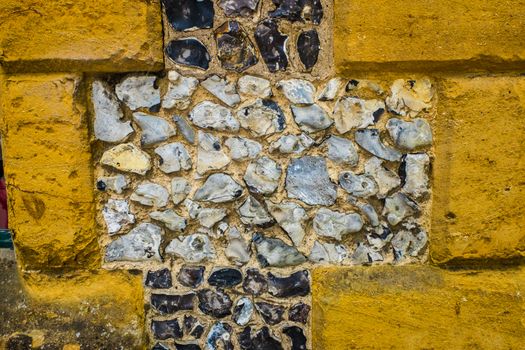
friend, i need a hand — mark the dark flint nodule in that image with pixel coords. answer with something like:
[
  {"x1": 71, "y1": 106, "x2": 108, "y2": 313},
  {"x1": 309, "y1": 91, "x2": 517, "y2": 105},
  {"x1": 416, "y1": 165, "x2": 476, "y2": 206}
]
[
  {"x1": 267, "y1": 270, "x2": 310, "y2": 297},
  {"x1": 175, "y1": 343, "x2": 202, "y2": 350},
  {"x1": 262, "y1": 99, "x2": 286, "y2": 131},
  {"x1": 178, "y1": 265, "x2": 205, "y2": 288},
  {"x1": 162, "y1": 0, "x2": 214, "y2": 31},
  {"x1": 151, "y1": 293, "x2": 195, "y2": 314},
  {"x1": 197, "y1": 289, "x2": 233, "y2": 318},
  {"x1": 297, "y1": 29, "x2": 320, "y2": 70},
  {"x1": 151, "y1": 318, "x2": 183, "y2": 340},
  {"x1": 238, "y1": 326, "x2": 284, "y2": 350},
  {"x1": 255, "y1": 301, "x2": 285, "y2": 325},
  {"x1": 166, "y1": 38, "x2": 211, "y2": 70},
  {"x1": 208, "y1": 268, "x2": 243, "y2": 288},
  {"x1": 288, "y1": 302, "x2": 310, "y2": 324},
  {"x1": 269, "y1": 0, "x2": 323, "y2": 24},
  {"x1": 184, "y1": 315, "x2": 205, "y2": 339},
  {"x1": 373, "y1": 107, "x2": 385, "y2": 122},
  {"x1": 219, "y1": 0, "x2": 259, "y2": 16},
  {"x1": 398, "y1": 154, "x2": 408, "y2": 187},
  {"x1": 96, "y1": 180, "x2": 106, "y2": 191},
  {"x1": 146, "y1": 268, "x2": 172, "y2": 289},
  {"x1": 215, "y1": 21, "x2": 258, "y2": 72},
  {"x1": 283, "y1": 326, "x2": 307, "y2": 350},
  {"x1": 254, "y1": 20, "x2": 288, "y2": 72},
  {"x1": 153, "y1": 342, "x2": 170, "y2": 350},
  {"x1": 242, "y1": 268, "x2": 268, "y2": 296}
]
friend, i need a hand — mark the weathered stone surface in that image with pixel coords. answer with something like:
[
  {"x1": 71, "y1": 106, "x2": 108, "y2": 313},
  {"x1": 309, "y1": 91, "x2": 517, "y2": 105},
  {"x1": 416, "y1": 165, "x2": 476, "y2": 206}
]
[
  {"x1": 309, "y1": 241, "x2": 347, "y2": 264},
  {"x1": 400, "y1": 153, "x2": 430, "y2": 199},
  {"x1": 131, "y1": 182, "x2": 169, "y2": 207},
  {"x1": 283, "y1": 326, "x2": 307, "y2": 350},
  {"x1": 255, "y1": 302, "x2": 285, "y2": 325},
  {"x1": 254, "y1": 20, "x2": 289, "y2": 72},
  {"x1": 286, "y1": 156, "x2": 337, "y2": 206},
  {"x1": 352, "y1": 242, "x2": 383, "y2": 264},
  {"x1": 190, "y1": 101, "x2": 239, "y2": 131},
  {"x1": 151, "y1": 319, "x2": 183, "y2": 340},
  {"x1": 165, "y1": 234, "x2": 216, "y2": 262},
  {"x1": 277, "y1": 79, "x2": 316, "y2": 104},
  {"x1": 243, "y1": 268, "x2": 268, "y2": 296},
  {"x1": 171, "y1": 178, "x2": 191, "y2": 204},
  {"x1": 238, "y1": 196, "x2": 274, "y2": 227},
  {"x1": 202, "y1": 75, "x2": 242, "y2": 107},
  {"x1": 149, "y1": 209, "x2": 187, "y2": 232},
  {"x1": 391, "y1": 221, "x2": 428, "y2": 260},
  {"x1": 197, "y1": 131, "x2": 231, "y2": 174},
  {"x1": 291, "y1": 104, "x2": 333, "y2": 133},
  {"x1": 333, "y1": 97, "x2": 384, "y2": 134},
  {"x1": 116, "y1": 75, "x2": 160, "y2": 111},
  {"x1": 219, "y1": 0, "x2": 259, "y2": 16},
  {"x1": 197, "y1": 208, "x2": 228, "y2": 228},
  {"x1": 166, "y1": 38, "x2": 211, "y2": 70},
  {"x1": 208, "y1": 268, "x2": 243, "y2": 288},
  {"x1": 100, "y1": 143, "x2": 152, "y2": 175},
  {"x1": 355, "y1": 129, "x2": 402, "y2": 162},
  {"x1": 382, "y1": 192, "x2": 418, "y2": 226},
  {"x1": 268, "y1": 270, "x2": 310, "y2": 297},
  {"x1": 364, "y1": 157, "x2": 401, "y2": 198},
  {"x1": 175, "y1": 343, "x2": 201, "y2": 350},
  {"x1": 151, "y1": 293, "x2": 195, "y2": 314},
  {"x1": 225, "y1": 227, "x2": 252, "y2": 265},
  {"x1": 103, "y1": 199, "x2": 135, "y2": 234},
  {"x1": 269, "y1": 134, "x2": 314, "y2": 154},
  {"x1": 92, "y1": 80, "x2": 133, "y2": 143},
  {"x1": 288, "y1": 302, "x2": 310, "y2": 324},
  {"x1": 297, "y1": 29, "x2": 320, "y2": 70},
  {"x1": 266, "y1": 201, "x2": 308, "y2": 246},
  {"x1": 355, "y1": 201, "x2": 380, "y2": 227},
  {"x1": 215, "y1": 21, "x2": 258, "y2": 72},
  {"x1": 105, "y1": 223, "x2": 163, "y2": 262},
  {"x1": 194, "y1": 173, "x2": 244, "y2": 203},
  {"x1": 197, "y1": 289, "x2": 233, "y2": 318},
  {"x1": 253, "y1": 233, "x2": 306, "y2": 267},
  {"x1": 239, "y1": 327, "x2": 283, "y2": 350},
  {"x1": 184, "y1": 315, "x2": 205, "y2": 339},
  {"x1": 97, "y1": 174, "x2": 130, "y2": 194},
  {"x1": 318, "y1": 78, "x2": 343, "y2": 101},
  {"x1": 244, "y1": 157, "x2": 282, "y2": 195},
  {"x1": 162, "y1": 71, "x2": 199, "y2": 110},
  {"x1": 237, "y1": 75, "x2": 272, "y2": 98},
  {"x1": 162, "y1": 0, "x2": 214, "y2": 31},
  {"x1": 233, "y1": 297, "x2": 253, "y2": 326},
  {"x1": 155, "y1": 143, "x2": 192, "y2": 174},
  {"x1": 207, "y1": 322, "x2": 233, "y2": 350},
  {"x1": 386, "y1": 118, "x2": 433, "y2": 150},
  {"x1": 178, "y1": 265, "x2": 205, "y2": 288},
  {"x1": 225, "y1": 137, "x2": 262, "y2": 160},
  {"x1": 133, "y1": 112, "x2": 176, "y2": 146},
  {"x1": 325, "y1": 136, "x2": 359, "y2": 166},
  {"x1": 146, "y1": 268, "x2": 173, "y2": 289},
  {"x1": 313, "y1": 208, "x2": 363, "y2": 240},
  {"x1": 173, "y1": 115, "x2": 196, "y2": 144},
  {"x1": 269, "y1": 0, "x2": 323, "y2": 23},
  {"x1": 237, "y1": 99, "x2": 286, "y2": 136},
  {"x1": 386, "y1": 79, "x2": 434, "y2": 117}
]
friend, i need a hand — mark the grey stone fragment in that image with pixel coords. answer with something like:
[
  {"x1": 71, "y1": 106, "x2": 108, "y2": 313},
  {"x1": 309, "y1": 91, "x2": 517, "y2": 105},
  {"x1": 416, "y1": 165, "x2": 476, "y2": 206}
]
[
  {"x1": 201, "y1": 75, "x2": 241, "y2": 107},
  {"x1": 237, "y1": 99, "x2": 286, "y2": 136},
  {"x1": 317, "y1": 77, "x2": 343, "y2": 101},
  {"x1": 386, "y1": 79, "x2": 433, "y2": 117},
  {"x1": 197, "y1": 131, "x2": 231, "y2": 174},
  {"x1": 266, "y1": 201, "x2": 308, "y2": 246},
  {"x1": 237, "y1": 75, "x2": 272, "y2": 98},
  {"x1": 173, "y1": 116, "x2": 196, "y2": 144},
  {"x1": 309, "y1": 241, "x2": 347, "y2": 264},
  {"x1": 97, "y1": 174, "x2": 129, "y2": 194},
  {"x1": 115, "y1": 75, "x2": 160, "y2": 111},
  {"x1": 92, "y1": 80, "x2": 134, "y2": 143},
  {"x1": 171, "y1": 178, "x2": 191, "y2": 204},
  {"x1": 355, "y1": 129, "x2": 402, "y2": 162},
  {"x1": 194, "y1": 173, "x2": 244, "y2": 203},
  {"x1": 233, "y1": 297, "x2": 253, "y2": 326},
  {"x1": 346, "y1": 79, "x2": 384, "y2": 94},
  {"x1": 133, "y1": 112, "x2": 176, "y2": 146},
  {"x1": 206, "y1": 322, "x2": 233, "y2": 350},
  {"x1": 382, "y1": 192, "x2": 419, "y2": 226},
  {"x1": 366, "y1": 225, "x2": 393, "y2": 250},
  {"x1": 354, "y1": 201, "x2": 380, "y2": 227},
  {"x1": 351, "y1": 243, "x2": 383, "y2": 264},
  {"x1": 102, "y1": 199, "x2": 135, "y2": 234},
  {"x1": 391, "y1": 221, "x2": 428, "y2": 260},
  {"x1": 100, "y1": 143, "x2": 151, "y2": 175},
  {"x1": 225, "y1": 227, "x2": 251, "y2": 265},
  {"x1": 189, "y1": 101, "x2": 239, "y2": 131},
  {"x1": 149, "y1": 209, "x2": 187, "y2": 232},
  {"x1": 386, "y1": 118, "x2": 433, "y2": 150},
  {"x1": 131, "y1": 182, "x2": 170, "y2": 207},
  {"x1": 333, "y1": 97, "x2": 384, "y2": 134},
  {"x1": 325, "y1": 135, "x2": 359, "y2": 166},
  {"x1": 165, "y1": 234, "x2": 216, "y2": 262},
  {"x1": 253, "y1": 233, "x2": 306, "y2": 267},
  {"x1": 244, "y1": 156, "x2": 281, "y2": 195},
  {"x1": 184, "y1": 198, "x2": 203, "y2": 219},
  {"x1": 364, "y1": 157, "x2": 401, "y2": 198},
  {"x1": 162, "y1": 71, "x2": 199, "y2": 110},
  {"x1": 198, "y1": 208, "x2": 228, "y2": 228},
  {"x1": 219, "y1": 0, "x2": 259, "y2": 16},
  {"x1": 286, "y1": 156, "x2": 337, "y2": 206},
  {"x1": 313, "y1": 208, "x2": 363, "y2": 240},
  {"x1": 269, "y1": 134, "x2": 314, "y2": 154},
  {"x1": 225, "y1": 137, "x2": 262, "y2": 161},
  {"x1": 400, "y1": 153, "x2": 430, "y2": 198},
  {"x1": 291, "y1": 104, "x2": 333, "y2": 133},
  {"x1": 105, "y1": 223, "x2": 162, "y2": 262},
  {"x1": 277, "y1": 79, "x2": 315, "y2": 104},
  {"x1": 155, "y1": 142, "x2": 192, "y2": 174},
  {"x1": 339, "y1": 171, "x2": 378, "y2": 198},
  {"x1": 238, "y1": 196, "x2": 274, "y2": 227}
]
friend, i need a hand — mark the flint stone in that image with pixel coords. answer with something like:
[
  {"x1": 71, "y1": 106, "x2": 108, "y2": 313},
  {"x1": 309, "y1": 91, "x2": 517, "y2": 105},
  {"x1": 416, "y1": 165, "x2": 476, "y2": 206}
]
[
  {"x1": 355, "y1": 129, "x2": 402, "y2": 162},
  {"x1": 178, "y1": 265, "x2": 205, "y2": 287},
  {"x1": 146, "y1": 268, "x2": 172, "y2": 289},
  {"x1": 131, "y1": 182, "x2": 169, "y2": 207},
  {"x1": 225, "y1": 137, "x2": 262, "y2": 161},
  {"x1": 162, "y1": 71, "x2": 199, "y2": 110},
  {"x1": 297, "y1": 29, "x2": 320, "y2": 70},
  {"x1": 172, "y1": 177, "x2": 191, "y2": 204},
  {"x1": 333, "y1": 97, "x2": 384, "y2": 134},
  {"x1": 269, "y1": 134, "x2": 314, "y2": 154},
  {"x1": 151, "y1": 293, "x2": 195, "y2": 314},
  {"x1": 155, "y1": 142, "x2": 192, "y2": 173},
  {"x1": 289, "y1": 302, "x2": 311, "y2": 324},
  {"x1": 267, "y1": 270, "x2": 310, "y2": 297},
  {"x1": 346, "y1": 79, "x2": 384, "y2": 94},
  {"x1": 190, "y1": 101, "x2": 239, "y2": 131},
  {"x1": 115, "y1": 75, "x2": 160, "y2": 111},
  {"x1": 97, "y1": 174, "x2": 129, "y2": 194},
  {"x1": 175, "y1": 343, "x2": 201, "y2": 350},
  {"x1": 382, "y1": 192, "x2": 419, "y2": 226},
  {"x1": 364, "y1": 157, "x2": 401, "y2": 198},
  {"x1": 286, "y1": 156, "x2": 337, "y2": 206},
  {"x1": 162, "y1": 0, "x2": 214, "y2": 31},
  {"x1": 165, "y1": 234, "x2": 216, "y2": 262},
  {"x1": 291, "y1": 104, "x2": 333, "y2": 133},
  {"x1": 219, "y1": 0, "x2": 259, "y2": 16},
  {"x1": 237, "y1": 99, "x2": 286, "y2": 137},
  {"x1": 198, "y1": 208, "x2": 228, "y2": 228},
  {"x1": 166, "y1": 38, "x2": 211, "y2": 70},
  {"x1": 244, "y1": 157, "x2": 281, "y2": 195},
  {"x1": 206, "y1": 322, "x2": 233, "y2": 350},
  {"x1": 237, "y1": 75, "x2": 272, "y2": 98},
  {"x1": 387, "y1": 118, "x2": 433, "y2": 150},
  {"x1": 283, "y1": 326, "x2": 307, "y2": 350},
  {"x1": 225, "y1": 227, "x2": 251, "y2": 265},
  {"x1": 255, "y1": 302, "x2": 285, "y2": 325},
  {"x1": 233, "y1": 297, "x2": 253, "y2": 326},
  {"x1": 215, "y1": 21, "x2": 258, "y2": 72},
  {"x1": 400, "y1": 153, "x2": 430, "y2": 198},
  {"x1": 253, "y1": 233, "x2": 306, "y2": 267},
  {"x1": 151, "y1": 319, "x2": 183, "y2": 340},
  {"x1": 351, "y1": 243, "x2": 383, "y2": 264},
  {"x1": 239, "y1": 327, "x2": 283, "y2": 350},
  {"x1": 277, "y1": 79, "x2": 315, "y2": 104},
  {"x1": 269, "y1": 0, "x2": 323, "y2": 24},
  {"x1": 391, "y1": 228, "x2": 427, "y2": 261},
  {"x1": 355, "y1": 201, "x2": 380, "y2": 227},
  {"x1": 366, "y1": 225, "x2": 393, "y2": 250},
  {"x1": 313, "y1": 208, "x2": 363, "y2": 240},
  {"x1": 149, "y1": 209, "x2": 187, "y2": 232},
  {"x1": 242, "y1": 268, "x2": 268, "y2": 295},
  {"x1": 92, "y1": 80, "x2": 133, "y2": 143},
  {"x1": 105, "y1": 223, "x2": 162, "y2": 262},
  {"x1": 202, "y1": 75, "x2": 241, "y2": 107},
  {"x1": 184, "y1": 315, "x2": 205, "y2": 339},
  {"x1": 325, "y1": 135, "x2": 359, "y2": 166},
  {"x1": 133, "y1": 113, "x2": 176, "y2": 147},
  {"x1": 197, "y1": 131, "x2": 230, "y2": 174},
  {"x1": 194, "y1": 173, "x2": 244, "y2": 203},
  {"x1": 153, "y1": 342, "x2": 170, "y2": 350},
  {"x1": 238, "y1": 196, "x2": 274, "y2": 227},
  {"x1": 318, "y1": 78, "x2": 343, "y2": 101},
  {"x1": 208, "y1": 268, "x2": 243, "y2": 288},
  {"x1": 198, "y1": 289, "x2": 233, "y2": 318},
  {"x1": 309, "y1": 240, "x2": 347, "y2": 264},
  {"x1": 102, "y1": 199, "x2": 135, "y2": 234},
  {"x1": 100, "y1": 143, "x2": 151, "y2": 175},
  {"x1": 254, "y1": 20, "x2": 288, "y2": 72},
  {"x1": 266, "y1": 201, "x2": 308, "y2": 246},
  {"x1": 386, "y1": 79, "x2": 433, "y2": 117},
  {"x1": 174, "y1": 116, "x2": 196, "y2": 144}
]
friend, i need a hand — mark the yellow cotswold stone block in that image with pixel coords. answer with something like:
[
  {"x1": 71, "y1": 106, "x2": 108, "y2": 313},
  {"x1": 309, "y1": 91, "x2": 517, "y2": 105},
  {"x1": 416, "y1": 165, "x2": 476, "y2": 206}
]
[
  {"x1": 334, "y1": 0, "x2": 525, "y2": 73},
  {"x1": 0, "y1": 74, "x2": 100, "y2": 271},
  {"x1": 432, "y1": 76, "x2": 525, "y2": 265},
  {"x1": 313, "y1": 266, "x2": 525, "y2": 350},
  {"x1": 0, "y1": 0, "x2": 163, "y2": 73}
]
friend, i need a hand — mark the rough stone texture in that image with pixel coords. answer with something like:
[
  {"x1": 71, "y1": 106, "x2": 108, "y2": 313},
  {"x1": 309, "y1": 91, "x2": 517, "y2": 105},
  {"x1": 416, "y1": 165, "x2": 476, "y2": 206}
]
[
  {"x1": 0, "y1": 0, "x2": 163, "y2": 72},
  {"x1": 313, "y1": 266, "x2": 525, "y2": 349},
  {"x1": 431, "y1": 76, "x2": 525, "y2": 264}
]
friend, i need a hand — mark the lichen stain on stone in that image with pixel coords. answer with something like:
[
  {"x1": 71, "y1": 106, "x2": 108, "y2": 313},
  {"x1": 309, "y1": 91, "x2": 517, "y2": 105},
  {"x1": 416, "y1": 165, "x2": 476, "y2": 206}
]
[{"x1": 22, "y1": 194, "x2": 46, "y2": 220}]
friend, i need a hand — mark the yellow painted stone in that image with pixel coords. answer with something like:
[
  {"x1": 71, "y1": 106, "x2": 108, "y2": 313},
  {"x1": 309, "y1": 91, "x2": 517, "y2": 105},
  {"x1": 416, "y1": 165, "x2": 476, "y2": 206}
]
[
  {"x1": 0, "y1": 73, "x2": 100, "y2": 271},
  {"x1": 0, "y1": 0, "x2": 163, "y2": 73},
  {"x1": 431, "y1": 76, "x2": 525, "y2": 265},
  {"x1": 313, "y1": 266, "x2": 525, "y2": 349},
  {"x1": 334, "y1": 0, "x2": 525, "y2": 73}
]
